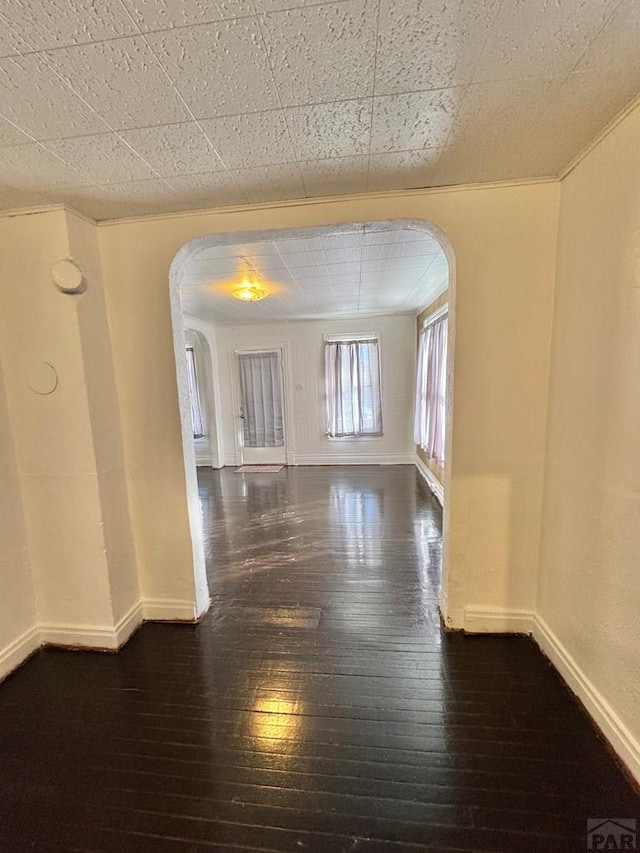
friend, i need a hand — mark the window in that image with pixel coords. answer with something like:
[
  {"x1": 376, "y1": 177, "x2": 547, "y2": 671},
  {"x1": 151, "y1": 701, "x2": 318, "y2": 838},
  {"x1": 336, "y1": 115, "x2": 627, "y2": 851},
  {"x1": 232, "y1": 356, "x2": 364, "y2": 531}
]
[
  {"x1": 414, "y1": 308, "x2": 448, "y2": 466},
  {"x1": 185, "y1": 346, "x2": 205, "y2": 439},
  {"x1": 324, "y1": 337, "x2": 383, "y2": 438}
]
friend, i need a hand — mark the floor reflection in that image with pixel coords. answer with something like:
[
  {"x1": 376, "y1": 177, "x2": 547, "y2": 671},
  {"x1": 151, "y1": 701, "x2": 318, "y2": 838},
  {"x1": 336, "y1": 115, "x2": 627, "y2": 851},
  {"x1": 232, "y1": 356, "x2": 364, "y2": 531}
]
[{"x1": 2, "y1": 465, "x2": 638, "y2": 851}]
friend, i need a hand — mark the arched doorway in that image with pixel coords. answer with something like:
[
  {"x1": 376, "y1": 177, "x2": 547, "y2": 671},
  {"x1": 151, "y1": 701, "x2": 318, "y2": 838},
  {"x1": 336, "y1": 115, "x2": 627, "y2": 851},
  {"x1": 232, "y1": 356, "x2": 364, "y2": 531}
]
[{"x1": 168, "y1": 219, "x2": 456, "y2": 623}]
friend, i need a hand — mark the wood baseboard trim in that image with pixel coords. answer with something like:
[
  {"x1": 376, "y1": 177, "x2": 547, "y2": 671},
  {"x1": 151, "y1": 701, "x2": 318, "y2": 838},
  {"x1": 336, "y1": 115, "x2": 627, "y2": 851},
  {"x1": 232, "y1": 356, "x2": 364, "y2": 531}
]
[
  {"x1": 0, "y1": 626, "x2": 41, "y2": 683},
  {"x1": 141, "y1": 598, "x2": 201, "y2": 622},
  {"x1": 463, "y1": 606, "x2": 535, "y2": 634},
  {"x1": 533, "y1": 614, "x2": 640, "y2": 785},
  {"x1": 414, "y1": 455, "x2": 444, "y2": 505}
]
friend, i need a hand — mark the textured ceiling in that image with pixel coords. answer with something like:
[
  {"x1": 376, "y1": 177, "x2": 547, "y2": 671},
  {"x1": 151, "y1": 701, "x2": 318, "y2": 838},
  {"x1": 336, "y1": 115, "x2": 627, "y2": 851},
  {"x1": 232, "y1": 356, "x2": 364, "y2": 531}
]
[
  {"x1": 181, "y1": 225, "x2": 448, "y2": 323},
  {"x1": 0, "y1": 0, "x2": 638, "y2": 220}
]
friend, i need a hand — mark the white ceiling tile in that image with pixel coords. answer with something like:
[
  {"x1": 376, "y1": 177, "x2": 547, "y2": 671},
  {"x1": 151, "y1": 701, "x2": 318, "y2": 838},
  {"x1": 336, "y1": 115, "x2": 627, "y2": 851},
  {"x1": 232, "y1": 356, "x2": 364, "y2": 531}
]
[
  {"x1": 429, "y1": 141, "x2": 555, "y2": 186},
  {"x1": 46, "y1": 37, "x2": 191, "y2": 130},
  {"x1": 474, "y1": 0, "x2": 621, "y2": 83},
  {"x1": 375, "y1": 0, "x2": 502, "y2": 95},
  {"x1": 0, "y1": 185, "x2": 53, "y2": 210},
  {"x1": 276, "y1": 236, "x2": 325, "y2": 254},
  {"x1": 575, "y1": 0, "x2": 640, "y2": 79},
  {"x1": 362, "y1": 241, "x2": 440, "y2": 261},
  {"x1": 147, "y1": 19, "x2": 281, "y2": 118},
  {"x1": 324, "y1": 260, "x2": 362, "y2": 277},
  {"x1": 0, "y1": 117, "x2": 34, "y2": 147},
  {"x1": 0, "y1": 0, "x2": 635, "y2": 220},
  {"x1": 179, "y1": 257, "x2": 241, "y2": 277},
  {"x1": 0, "y1": 17, "x2": 32, "y2": 58},
  {"x1": 199, "y1": 111, "x2": 296, "y2": 169},
  {"x1": 260, "y1": 0, "x2": 377, "y2": 106},
  {"x1": 0, "y1": 142, "x2": 90, "y2": 191},
  {"x1": 231, "y1": 241, "x2": 282, "y2": 258},
  {"x1": 329, "y1": 276, "x2": 361, "y2": 289},
  {"x1": 362, "y1": 255, "x2": 429, "y2": 273},
  {"x1": 299, "y1": 155, "x2": 370, "y2": 197},
  {"x1": 527, "y1": 71, "x2": 640, "y2": 168},
  {"x1": 55, "y1": 186, "x2": 140, "y2": 220},
  {"x1": 448, "y1": 78, "x2": 551, "y2": 151},
  {"x1": 371, "y1": 89, "x2": 461, "y2": 153},
  {"x1": 120, "y1": 0, "x2": 248, "y2": 31},
  {"x1": 440, "y1": 68, "x2": 634, "y2": 182},
  {"x1": 363, "y1": 227, "x2": 435, "y2": 244},
  {"x1": 320, "y1": 246, "x2": 361, "y2": 265},
  {"x1": 120, "y1": 122, "x2": 225, "y2": 177},
  {"x1": 0, "y1": 53, "x2": 110, "y2": 140},
  {"x1": 45, "y1": 133, "x2": 156, "y2": 184},
  {"x1": 321, "y1": 230, "x2": 365, "y2": 251},
  {"x1": 194, "y1": 243, "x2": 247, "y2": 260},
  {"x1": 5, "y1": 0, "x2": 138, "y2": 51},
  {"x1": 56, "y1": 179, "x2": 183, "y2": 219},
  {"x1": 367, "y1": 148, "x2": 444, "y2": 191},
  {"x1": 233, "y1": 257, "x2": 291, "y2": 278},
  {"x1": 253, "y1": 0, "x2": 323, "y2": 10},
  {"x1": 232, "y1": 163, "x2": 305, "y2": 203},
  {"x1": 285, "y1": 100, "x2": 371, "y2": 161},
  {"x1": 278, "y1": 249, "x2": 327, "y2": 268},
  {"x1": 165, "y1": 171, "x2": 247, "y2": 208}
]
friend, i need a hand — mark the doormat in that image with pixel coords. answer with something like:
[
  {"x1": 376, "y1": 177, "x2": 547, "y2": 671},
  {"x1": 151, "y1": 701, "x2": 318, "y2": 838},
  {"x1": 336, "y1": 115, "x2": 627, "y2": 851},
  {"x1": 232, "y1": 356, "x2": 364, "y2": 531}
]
[{"x1": 235, "y1": 465, "x2": 285, "y2": 473}]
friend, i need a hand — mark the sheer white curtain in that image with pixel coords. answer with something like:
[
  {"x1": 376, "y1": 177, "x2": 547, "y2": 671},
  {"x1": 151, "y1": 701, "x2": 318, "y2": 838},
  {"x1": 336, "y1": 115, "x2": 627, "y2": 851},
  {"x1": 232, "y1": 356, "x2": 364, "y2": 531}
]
[
  {"x1": 414, "y1": 312, "x2": 448, "y2": 465},
  {"x1": 238, "y1": 352, "x2": 284, "y2": 448},
  {"x1": 185, "y1": 346, "x2": 205, "y2": 439},
  {"x1": 325, "y1": 339, "x2": 383, "y2": 438}
]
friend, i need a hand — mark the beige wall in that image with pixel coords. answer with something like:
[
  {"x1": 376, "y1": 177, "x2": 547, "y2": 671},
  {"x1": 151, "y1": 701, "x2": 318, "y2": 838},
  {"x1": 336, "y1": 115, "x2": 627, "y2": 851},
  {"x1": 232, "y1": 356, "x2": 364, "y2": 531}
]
[
  {"x1": 416, "y1": 290, "x2": 449, "y2": 487},
  {"x1": 211, "y1": 314, "x2": 415, "y2": 466},
  {"x1": 0, "y1": 209, "x2": 140, "y2": 653},
  {"x1": 0, "y1": 210, "x2": 109, "y2": 629},
  {"x1": 538, "y1": 103, "x2": 640, "y2": 778},
  {"x1": 98, "y1": 181, "x2": 560, "y2": 629},
  {"x1": 0, "y1": 364, "x2": 36, "y2": 679}
]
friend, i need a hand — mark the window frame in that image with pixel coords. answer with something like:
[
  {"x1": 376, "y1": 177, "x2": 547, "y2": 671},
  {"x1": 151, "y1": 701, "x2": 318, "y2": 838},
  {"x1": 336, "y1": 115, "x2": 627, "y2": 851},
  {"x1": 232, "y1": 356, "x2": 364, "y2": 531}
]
[
  {"x1": 185, "y1": 345, "x2": 206, "y2": 440},
  {"x1": 415, "y1": 304, "x2": 448, "y2": 466},
  {"x1": 324, "y1": 332, "x2": 384, "y2": 440}
]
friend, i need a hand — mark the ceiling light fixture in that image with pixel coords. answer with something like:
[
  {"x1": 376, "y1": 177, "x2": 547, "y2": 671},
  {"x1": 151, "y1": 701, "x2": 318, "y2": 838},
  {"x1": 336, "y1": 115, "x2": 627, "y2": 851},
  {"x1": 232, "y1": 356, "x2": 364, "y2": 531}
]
[{"x1": 232, "y1": 278, "x2": 268, "y2": 302}]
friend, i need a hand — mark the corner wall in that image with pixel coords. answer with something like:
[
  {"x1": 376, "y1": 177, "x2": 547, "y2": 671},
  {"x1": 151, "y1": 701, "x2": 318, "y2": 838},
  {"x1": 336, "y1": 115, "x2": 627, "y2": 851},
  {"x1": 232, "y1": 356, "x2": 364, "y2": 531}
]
[
  {"x1": 0, "y1": 364, "x2": 37, "y2": 680},
  {"x1": 0, "y1": 209, "x2": 145, "y2": 662},
  {"x1": 537, "y1": 102, "x2": 640, "y2": 781}
]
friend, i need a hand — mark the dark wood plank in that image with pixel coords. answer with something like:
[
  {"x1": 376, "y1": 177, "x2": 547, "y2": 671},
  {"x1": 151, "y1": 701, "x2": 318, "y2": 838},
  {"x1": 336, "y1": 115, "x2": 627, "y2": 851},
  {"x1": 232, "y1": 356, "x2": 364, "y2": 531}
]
[{"x1": 1, "y1": 465, "x2": 637, "y2": 853}]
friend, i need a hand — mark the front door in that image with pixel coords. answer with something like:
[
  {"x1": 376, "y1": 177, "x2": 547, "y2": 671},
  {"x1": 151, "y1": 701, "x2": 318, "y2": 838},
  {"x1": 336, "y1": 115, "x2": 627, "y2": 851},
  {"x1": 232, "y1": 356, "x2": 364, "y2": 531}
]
[{"x1": 237, "y1": 349, "x2": 287, "y2": 465}]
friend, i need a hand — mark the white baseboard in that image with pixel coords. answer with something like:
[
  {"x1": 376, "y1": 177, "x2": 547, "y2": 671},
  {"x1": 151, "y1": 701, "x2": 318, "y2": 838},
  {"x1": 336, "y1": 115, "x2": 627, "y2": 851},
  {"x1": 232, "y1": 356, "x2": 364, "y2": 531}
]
[
  {"x1": 414, "y1": 454, "x2": 444, "y2": 505},
  {"x1": 293, "y1": 453, "x2": 414, "y2": 465},
  {"x1": 141, "y1": 598, "x2": 201, "y2": 622},
  {"x1": 39, "y1": 622, "x2": 121, "y2": 650},
  {"x1": 533, "y1": 615, "x2": 640, "y2": 785},
  {"x1": 463, "y1": 606, "x2": 535, "y2": 634},
  {"x1": 115, "y1": 601, "x2": 144, "y2": 645},
  {"x1": 0, "y1": 626, "x2": 41, "y2": 682},
  {"x1": 0, "y1": 597, "x2": 200, "y2": 680}
]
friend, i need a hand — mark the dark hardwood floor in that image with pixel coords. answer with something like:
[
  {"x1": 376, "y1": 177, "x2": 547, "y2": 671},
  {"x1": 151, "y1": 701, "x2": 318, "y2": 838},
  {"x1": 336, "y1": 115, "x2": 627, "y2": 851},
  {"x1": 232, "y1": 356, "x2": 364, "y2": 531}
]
[{"x1": 1, "y1": 465, "x2": 638, "y2": 852}]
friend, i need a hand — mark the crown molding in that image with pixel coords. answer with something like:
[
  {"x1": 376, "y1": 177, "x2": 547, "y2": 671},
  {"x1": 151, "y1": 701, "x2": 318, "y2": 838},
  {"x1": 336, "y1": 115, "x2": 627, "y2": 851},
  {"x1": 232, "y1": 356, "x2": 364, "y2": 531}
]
[
  {"x1": 560, "y1": 91, "x2": 640, "y2": 181},
  {"x1": 95, "y1": 176, "x2": 558, "y2": 228},
  {"x1": 0, "y1": 203, "x2": 67, "y2": 221}
]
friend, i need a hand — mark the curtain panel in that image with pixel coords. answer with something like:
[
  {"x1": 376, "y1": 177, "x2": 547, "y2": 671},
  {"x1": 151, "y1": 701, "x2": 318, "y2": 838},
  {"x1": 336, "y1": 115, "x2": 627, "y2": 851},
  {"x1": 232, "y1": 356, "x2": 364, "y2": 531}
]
[
  {"x1": 325, "y1": 339, "x2": 383, "y2": 438},
  {"x1": 185, "y1": 346, "x2": 205, "y2": 439},
  {"x1": 414, "y1": 313, "x2": 448, "y2": 466},
  {"x1": 238, "y1": 351, "x2": 285, "y2": 448}
]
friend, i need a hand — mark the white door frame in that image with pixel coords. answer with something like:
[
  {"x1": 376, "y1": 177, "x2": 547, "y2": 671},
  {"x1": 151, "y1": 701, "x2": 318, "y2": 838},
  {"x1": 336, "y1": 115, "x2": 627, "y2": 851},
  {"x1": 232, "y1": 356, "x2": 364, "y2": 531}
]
[{"x1": 229, "y1": 342, "x2": 295, "y2": 466}]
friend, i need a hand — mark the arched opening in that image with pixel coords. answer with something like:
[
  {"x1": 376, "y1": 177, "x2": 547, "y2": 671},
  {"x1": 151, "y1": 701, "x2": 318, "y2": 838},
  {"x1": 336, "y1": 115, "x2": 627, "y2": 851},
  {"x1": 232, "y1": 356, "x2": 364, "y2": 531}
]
[{"x1": 169, "y1": 219, "x2": 456, "y2": 623}]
